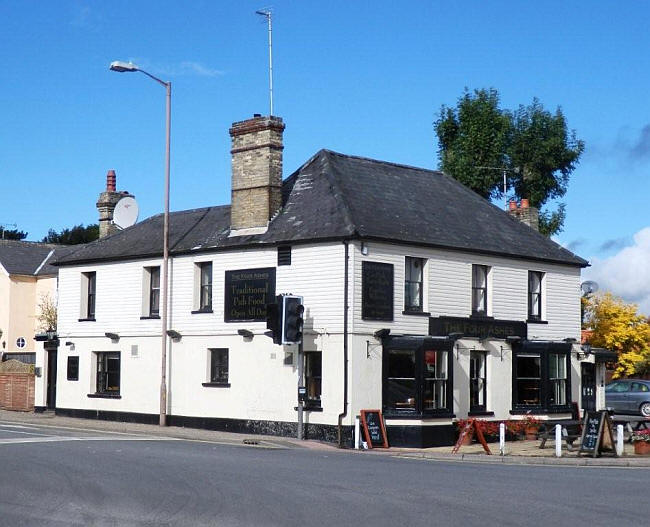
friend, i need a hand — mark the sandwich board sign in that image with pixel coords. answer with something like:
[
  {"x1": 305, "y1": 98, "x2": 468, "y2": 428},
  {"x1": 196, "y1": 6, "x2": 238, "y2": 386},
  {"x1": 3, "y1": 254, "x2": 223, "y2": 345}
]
[{"x1": 578, "y1": 410, "x2": 617, "y2": 457}]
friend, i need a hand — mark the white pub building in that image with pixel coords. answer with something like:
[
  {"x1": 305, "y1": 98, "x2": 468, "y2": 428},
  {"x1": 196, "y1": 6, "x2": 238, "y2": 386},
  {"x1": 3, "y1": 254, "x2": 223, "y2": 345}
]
[{"x1": 44, "y1": 115, "x2": 605, "y2": 447}]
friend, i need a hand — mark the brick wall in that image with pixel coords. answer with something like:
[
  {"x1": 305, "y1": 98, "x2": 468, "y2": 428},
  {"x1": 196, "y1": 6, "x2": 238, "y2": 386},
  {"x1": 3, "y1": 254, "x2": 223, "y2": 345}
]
[{"x1": 0, "y1": 373, "x2": 35, "y2": 411}]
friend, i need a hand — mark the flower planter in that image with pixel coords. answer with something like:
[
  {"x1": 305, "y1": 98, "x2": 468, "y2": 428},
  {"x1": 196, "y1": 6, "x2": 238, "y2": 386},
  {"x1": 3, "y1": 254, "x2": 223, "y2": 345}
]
[
  {"x1": 525, "y1": 426, "x2": 538, "y2": 440},
  {"x1": 633, "y1": 441, "x2": 650, "y2": 456}
]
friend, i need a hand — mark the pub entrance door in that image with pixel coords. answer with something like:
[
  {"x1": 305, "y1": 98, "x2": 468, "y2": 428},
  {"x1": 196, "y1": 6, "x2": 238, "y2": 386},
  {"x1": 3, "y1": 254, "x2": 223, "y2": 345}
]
[
  {"x1": 46, "y1": 346, "x2": 58, "y2": 410},
  {"x1": 581, "y1": 362, "x2": 596, "y2": 413}
]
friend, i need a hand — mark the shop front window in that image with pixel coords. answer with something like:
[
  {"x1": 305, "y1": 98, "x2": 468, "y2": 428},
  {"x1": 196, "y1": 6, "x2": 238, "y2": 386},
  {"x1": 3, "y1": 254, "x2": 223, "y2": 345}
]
[{"x1": 386, "y1": 349, "x2": 416, "y2": 410}]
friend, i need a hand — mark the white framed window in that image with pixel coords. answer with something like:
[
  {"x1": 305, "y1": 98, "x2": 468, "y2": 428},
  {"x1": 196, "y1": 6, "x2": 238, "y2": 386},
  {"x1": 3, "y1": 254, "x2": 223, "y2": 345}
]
[
  {"x1": 16, "y1": 337, "x2": 26, "y2": 349},
  {"x1": 80, "y1": 271, "x2": 96, "y2": 320},
  {"x1": 202, "y1": 348, "x2": 229, "y2": 387},
  {"x1": 528, "y1": 271, "x2": 544, "y2": 321},
  {"x1": 404, "y1": 257, "x2": 426, "y2": 313},
  {"x1": 193, "y1": 261, "x2": 213, "y2": 313},
  {"x1": 471, "y1": 264, "x2": 489, "y2": 316},
  {"x1": 141, "y1": 266, "x2": 161, "y2": 318}
]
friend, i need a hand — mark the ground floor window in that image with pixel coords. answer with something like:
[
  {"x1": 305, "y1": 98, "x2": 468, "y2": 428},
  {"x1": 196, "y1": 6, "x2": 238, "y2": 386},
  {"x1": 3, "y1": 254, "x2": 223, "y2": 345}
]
[
  {"x1": 67, "y1": 356, "x2": 79, "y2": 381},
  {"x1": 512, "y1": 343, "x2": 571, "y2": 412},
  {"x1": 209, "y1": 348, "x2": 229, "y2": 385},
  {"x1": 96, "y1": 352, "x2": 120, "y2": 394},
  {"x1": 470, "y1": 351, "x2": 486, "y2": 412},
  {"x1": 383, "y1": 336, "x2": 453, "y2": 416},
  {"x1": 304, "y1": 351, "x2": 322, "y2": 408}
]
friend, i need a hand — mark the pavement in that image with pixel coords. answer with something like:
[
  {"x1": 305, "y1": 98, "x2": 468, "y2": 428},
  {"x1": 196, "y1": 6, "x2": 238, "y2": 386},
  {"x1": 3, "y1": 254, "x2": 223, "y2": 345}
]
[{"x1": 1, "y1": 409, "x2": 648, "y2": 467}]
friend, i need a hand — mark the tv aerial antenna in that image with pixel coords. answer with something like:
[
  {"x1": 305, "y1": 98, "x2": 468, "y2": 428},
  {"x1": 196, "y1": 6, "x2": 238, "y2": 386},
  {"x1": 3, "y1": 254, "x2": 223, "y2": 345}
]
[
  {"x1": 256, "y1": 7, "x2": 274, "y2": 116},
  {"x1": 113, "y1": 196, "x2": 139, "y2": 230},
  {"x1": 474, "y1": 166, "x2": 520, "y2": 210}
]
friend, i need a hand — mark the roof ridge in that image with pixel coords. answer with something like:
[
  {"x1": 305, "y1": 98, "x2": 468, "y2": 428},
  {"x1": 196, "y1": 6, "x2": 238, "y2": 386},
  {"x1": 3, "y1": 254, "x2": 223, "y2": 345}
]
[{"x1": 320, "y1": 149, "x2": 443, "y2": 175}]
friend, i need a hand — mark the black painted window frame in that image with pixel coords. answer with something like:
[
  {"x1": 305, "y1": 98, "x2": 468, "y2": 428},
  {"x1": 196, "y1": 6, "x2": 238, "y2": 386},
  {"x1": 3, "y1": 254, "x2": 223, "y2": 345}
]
[
  {"x1": 96, "y1": 352, "x2": 120, "y2": 395},
  {"x1": 277, "y1": 245, "x2": 292, "y2": 266},
  {"x1": 471, "y1": 264, "x2": 488, "y2": 316},
  {"x1": 528, "y1": 270, "x2": 543, "y2": 321},
  {"x1": 86, "y1": 271, "x2": 96, "y2": 319},
  {"x1": 199, "y1": 262, "x2": 213, "y2": 311},
  {"x1": 209, "y1": 348, "x2": 229, "y2": 385},
  {"x1": 67, "y1": 356, "x2": 79, "y2": 381},
  {"x1": 304, "y1": 351, "x2": 322, "y2": 408},
  {"x1": 148, "y1": 266, "x2": 161, "y2": 317},
  {"x1": 382, "y1": 338, "x2": 454, "y2": 417},
  {"x1": 512, "y1": 344, "x2": 571, "y2": 413},
  {"x1": 469, "y1": 350, "x2": 487, "y2": 413}
]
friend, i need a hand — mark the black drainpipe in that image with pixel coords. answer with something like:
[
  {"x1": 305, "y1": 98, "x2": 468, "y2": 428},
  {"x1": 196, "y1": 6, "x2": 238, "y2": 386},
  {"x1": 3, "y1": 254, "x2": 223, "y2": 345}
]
[{"x1": 337, "y1": 240, "x2": 350, "y2": 447}]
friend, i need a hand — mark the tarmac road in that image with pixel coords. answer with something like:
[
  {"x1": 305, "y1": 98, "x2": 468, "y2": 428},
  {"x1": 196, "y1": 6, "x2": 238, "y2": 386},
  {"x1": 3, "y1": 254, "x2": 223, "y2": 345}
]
[{"x1": 0, "y1": 421, "x2": 646, "y2": 526}]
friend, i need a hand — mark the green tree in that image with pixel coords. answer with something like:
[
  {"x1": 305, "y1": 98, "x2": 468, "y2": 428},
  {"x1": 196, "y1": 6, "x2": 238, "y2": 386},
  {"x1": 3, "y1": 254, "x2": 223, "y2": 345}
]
[
  {"x1": 0, "y1": 228, "x2": 28, "y2": 240},
  {"x1": 42, "y1": 224, "x2": 99, "y2": 245},
  {"x1": 434, "y1": 89, "x2": 585, "y2": 236}
]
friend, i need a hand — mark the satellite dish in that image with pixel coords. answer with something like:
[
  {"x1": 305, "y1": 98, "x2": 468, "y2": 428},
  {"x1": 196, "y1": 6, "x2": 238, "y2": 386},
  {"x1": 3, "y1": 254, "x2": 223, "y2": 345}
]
[
  {"x1": 113, "y1": 196, "x2": 139, "y2": 229},
  {"x1": 580, "y1": 280, "x2": 599, "y2": 296}
]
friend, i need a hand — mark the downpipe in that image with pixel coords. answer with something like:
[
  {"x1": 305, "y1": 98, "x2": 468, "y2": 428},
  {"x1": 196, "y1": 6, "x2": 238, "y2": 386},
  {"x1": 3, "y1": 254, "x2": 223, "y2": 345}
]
[{"x1": 337, "y1": 240, "x2": 350, "y2": 447}]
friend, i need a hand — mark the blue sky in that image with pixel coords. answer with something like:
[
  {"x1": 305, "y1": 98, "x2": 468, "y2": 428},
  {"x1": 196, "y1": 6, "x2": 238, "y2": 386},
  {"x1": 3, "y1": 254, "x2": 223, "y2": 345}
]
[{"x1": 2, "y1": 1, "x2": 649, "y2": 313}]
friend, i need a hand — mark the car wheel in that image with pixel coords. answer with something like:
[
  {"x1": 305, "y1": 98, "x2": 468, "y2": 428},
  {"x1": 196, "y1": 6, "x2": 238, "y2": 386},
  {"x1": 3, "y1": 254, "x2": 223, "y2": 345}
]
[{"x1": 641, "y1": 402, "x2": 650, "y2": 417}]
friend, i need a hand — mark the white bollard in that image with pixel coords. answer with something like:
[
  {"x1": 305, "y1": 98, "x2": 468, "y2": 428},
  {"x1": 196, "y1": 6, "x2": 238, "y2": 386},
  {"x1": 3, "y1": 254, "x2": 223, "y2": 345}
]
[
  {"x1": 616, "y1": 424, "x2": 624, "y2": 456},
  {"x1": 355, "y1": 416, "x2": 360, "y2": 450},
  {"x1": 499, "y1": 422, "x2": 506, "y2": 456},
  {"x1": 555, "y1": 424, "x2": 562, "y2": 457}
]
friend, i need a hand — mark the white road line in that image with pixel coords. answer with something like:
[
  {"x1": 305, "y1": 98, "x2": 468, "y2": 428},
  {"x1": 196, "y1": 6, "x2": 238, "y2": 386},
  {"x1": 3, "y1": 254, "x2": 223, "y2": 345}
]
[
  {"x1": 0, "y1": 436, "x2": 178, "y2": 445},
  {"x1": 0, "y1": 424, "x2": 42, "y2": 430},
  {"x1": 0, "y1": 428, "x2": 53, "y2": 436}
]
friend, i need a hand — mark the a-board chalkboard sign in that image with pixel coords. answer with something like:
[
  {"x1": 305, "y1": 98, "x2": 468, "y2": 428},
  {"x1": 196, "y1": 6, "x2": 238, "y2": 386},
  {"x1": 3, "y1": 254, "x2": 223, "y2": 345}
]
[
  {"x1": 361, "y1": 261, "x2": 393, "y2": 321},
  {"x1": 579, "y1": 410, "x2": 616, "y2": 457},
  {"x1": 224, "y1": 267, "x2": 276, "y2": 322},
  {"x1": 360, "y1": 409, "x2": 388, "y2": 448}
]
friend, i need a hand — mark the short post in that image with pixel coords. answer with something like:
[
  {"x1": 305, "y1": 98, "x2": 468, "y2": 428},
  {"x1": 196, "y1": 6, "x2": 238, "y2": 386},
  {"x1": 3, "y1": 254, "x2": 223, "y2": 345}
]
[
  {"x1": 355, "y1": 416, "x2": 361, "y2": 450},
  {"x1": 555, "y1": 424, "x2": 562, "y2": 457},
  {"x1": 499, "y1": 422, "x2": 505, "y2": 456},
  {"x1": 616, "y1": 424, "x2": 624, "y2": 456}
]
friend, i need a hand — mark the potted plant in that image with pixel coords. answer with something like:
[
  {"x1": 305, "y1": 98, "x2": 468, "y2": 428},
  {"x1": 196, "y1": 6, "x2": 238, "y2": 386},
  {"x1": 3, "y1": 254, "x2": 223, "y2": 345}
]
[
  {"x1": 521, "y1": 415, "x2": 541, "y2": 440},
  {"x1": 631, "y1": 430, "x2": 650, "y2": 455}
]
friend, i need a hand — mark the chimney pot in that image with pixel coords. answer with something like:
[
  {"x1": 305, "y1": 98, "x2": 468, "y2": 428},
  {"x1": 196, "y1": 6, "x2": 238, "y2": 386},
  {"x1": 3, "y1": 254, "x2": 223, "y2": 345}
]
[
  {"x1": 520, "y1": 198, "x2": 529, "y2": 209},
  {"x1": 509, "y1": 200, "x2": 517, "y2": 211},
  {"x1": 106, "y1": 170, "x2": 116, "y2": 192}
]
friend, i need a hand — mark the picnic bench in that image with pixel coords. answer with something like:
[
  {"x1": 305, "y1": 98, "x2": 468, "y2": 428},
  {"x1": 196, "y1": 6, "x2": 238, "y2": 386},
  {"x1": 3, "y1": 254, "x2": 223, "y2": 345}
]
[
  {"x1": 610, "y1": 415, "x2": 650, "y2": 442},
  {"x1": 538, "y1": 419, "x2": 582, "y2": 451}
]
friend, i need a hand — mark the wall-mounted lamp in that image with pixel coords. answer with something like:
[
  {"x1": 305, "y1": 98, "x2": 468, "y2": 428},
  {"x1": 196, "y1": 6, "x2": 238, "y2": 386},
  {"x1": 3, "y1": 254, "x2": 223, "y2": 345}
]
[
  {"x1": 65, "y1": 341, "x2": 75, "y2": 351},
  {"x1": 563, "y1": 337, "x2": 577, "y2": 344},
  {"x1": 360, "y1": 242, "x2": 369, "y2": 256},
  {"x1": 238, "y1": 329, "x2": 254, "y2": 339},
  {"x1": 104, "y1": 332, "x2": 120, "y2": 342},
  {"x1": 166, "y1": 329, "x2": 182, "y2": 341},
  {"x1": 500, "y1": 335, "x2": 522, "y2": 361},
  {"x1": 448, "y1": 332, "x2": 463, "y2": 341},
  {"x1": 577, "y1": 343, "x2": 592, "y2": 360},
  {"x1": 373, "y1": 328, "x2": 390, "y2": 339}
]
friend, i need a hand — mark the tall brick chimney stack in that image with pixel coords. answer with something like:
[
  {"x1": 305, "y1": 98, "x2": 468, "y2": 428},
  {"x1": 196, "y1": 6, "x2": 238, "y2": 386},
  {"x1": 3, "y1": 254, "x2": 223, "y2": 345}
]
[
  {"x1": 96, "y1": 170, "x2": 132, "y2": 238},
  {"x1": 229, "y1": 114, "x2": 285, "y2": 234},
  {"x1": 508, "y1": 198, "x2": 539, "y2": 231}
]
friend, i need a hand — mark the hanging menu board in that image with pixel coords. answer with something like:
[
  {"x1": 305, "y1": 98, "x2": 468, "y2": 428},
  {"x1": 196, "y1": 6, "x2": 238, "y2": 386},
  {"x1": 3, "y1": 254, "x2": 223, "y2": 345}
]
[
  {"x1": 361, "y1": 261, "x2": 393, "y2": 321},
  {"x1": 579, "y1": 410, "x2": 616, "y2": 457},
  {"x1": 224, "y1": 267, "x2": 276, "y2": 322},
  {"x1": 360, "y1": 409, "x2": 389, "y2": 448}
]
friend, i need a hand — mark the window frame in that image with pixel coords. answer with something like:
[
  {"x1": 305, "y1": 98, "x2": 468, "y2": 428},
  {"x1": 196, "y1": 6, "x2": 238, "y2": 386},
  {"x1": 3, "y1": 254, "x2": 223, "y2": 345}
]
[
  {"x1": 67, "y1": 356, "x2": 79, "y2": 381},
  {"x1": 199, "y1": 262, "x2": 213, "y2": 311},
  {"x1": 148, "y1": 266, "x2": 161, "y2": 317},
  {"x1": 382, "y1": 337, "x2": 454, "y2": 417},
  {"x1": 80, "y1": 271, "x2": 97, "y2": 321},
  {"x1": 404, "y1": 256, "x2": 425, "y2": 313},
  {"x1": 203, "y1": 348, "x2": 229, "y2": 387},
  {"x1": 511, "y1": 344, "x2": 571, "y2": 413},
  {"x1": 469, "y1": 350, "x2": 487, "y2": 413},
  {"x1": 528, "y1": 271, "x2": 544, "y2": 321},
  {"x1": 471, "y1": 264, "x2": 488, "y2": 316},
  {"x1": 95, "y1": 352, "x2": 120, "y2": 395},
  {"x1": 304, "y1": 351, "x2": 322, "y2": 409}
]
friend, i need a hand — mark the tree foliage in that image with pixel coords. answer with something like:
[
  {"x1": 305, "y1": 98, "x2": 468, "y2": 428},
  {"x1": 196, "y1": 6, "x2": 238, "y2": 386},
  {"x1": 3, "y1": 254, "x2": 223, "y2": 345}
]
[
  {"x1": 0, "y1": 228, "x2": 28, "y2": 240},
  {"x1": 584, "y1": 293, "x2": 650, "y2": 378},
  {"x1": 36, "y1": 293, "x2": 57, "y2": 331},
  {"x1": 42, "y1": 224, "x2": 99, "y2": 245},
  {"x1": 434, "y1": 88, "x2": 585, "y2": 236}
]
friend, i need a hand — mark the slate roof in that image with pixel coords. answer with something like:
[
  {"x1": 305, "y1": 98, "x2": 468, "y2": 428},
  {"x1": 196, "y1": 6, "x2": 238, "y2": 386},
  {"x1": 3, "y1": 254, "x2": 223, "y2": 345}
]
[
  {"x1": 0, "y1": 240, "x2": 73, "y2": 276},
  {"x1": 55, "y1": 150, "x2": 588, "y2": 267}
]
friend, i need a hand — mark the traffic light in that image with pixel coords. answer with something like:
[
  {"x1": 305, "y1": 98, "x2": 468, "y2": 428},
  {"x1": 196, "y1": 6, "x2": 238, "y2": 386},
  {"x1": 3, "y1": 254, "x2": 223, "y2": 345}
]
[
  {"x1": 282, "y1": 295, "x2": 304, "y2": 345},
  {"x1": 265, "y1": 295, "x2": 282, "y2": 345}
]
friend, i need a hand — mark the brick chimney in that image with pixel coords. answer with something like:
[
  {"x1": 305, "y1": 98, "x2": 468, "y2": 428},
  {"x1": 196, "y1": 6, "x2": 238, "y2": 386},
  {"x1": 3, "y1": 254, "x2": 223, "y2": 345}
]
[
  {"x1": 96, "y1": 170, "x2": 132, "y2": 238},
  {"x1": 229, "y1": 115, "x2": 285, "y2": 234},
  {"x1": 508, "y1": 198, "x2": 539, "y2": 231}
]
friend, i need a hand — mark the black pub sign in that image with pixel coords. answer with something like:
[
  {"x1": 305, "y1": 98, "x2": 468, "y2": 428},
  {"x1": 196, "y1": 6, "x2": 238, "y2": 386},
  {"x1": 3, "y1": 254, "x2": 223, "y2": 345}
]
[
  {"x1": 362, "y1": 261, "x2": 393, "y2": 321},
  {"x1": 224, "y1": 267, "x2": 276, "y2": 322},
  {"x1": 429, "y1": 316, "x2": 527, "y2": 340}
]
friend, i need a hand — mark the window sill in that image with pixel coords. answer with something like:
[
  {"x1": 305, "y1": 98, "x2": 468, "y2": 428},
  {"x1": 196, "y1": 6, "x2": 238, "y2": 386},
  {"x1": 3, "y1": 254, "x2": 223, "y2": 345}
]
[
  {"x1": 468, "y1": 410, "x2": 495, "y2": 417},
  {"x1": 87, "y1": 393, "x2": 121, "y2": 399},
  {"x1": 140, "y1": 315, "x2": 160, "y2": 320},
  {"x1": 402, "y1": 310, "x2": 431, "y2": 317},
  {"x1": 78, "y1": 318, "x2": 96, "y2": 322},
  {"x1": 510, "y1": 407, "x2": 572, "y2": 415},
  {"x1": 192, "y1": 308, "x2": 214, "y2": 314},
  {"x1": 294, "y1": 405, "x2": 323, "y2": 412},
  {"x1": 202, "y1": 382, "x2": 230, "y2": 388},
  {"x1": 526, "y1": 319, "x2": 548, "y2": 324},
  {"x1": 383, "y1": 411, "x2": 455, "y2": 420}
]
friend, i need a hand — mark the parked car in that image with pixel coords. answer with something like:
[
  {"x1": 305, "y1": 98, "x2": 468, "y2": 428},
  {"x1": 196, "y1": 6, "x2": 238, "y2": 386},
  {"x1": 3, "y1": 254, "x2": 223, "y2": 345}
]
[{"x1": 605, "y1": 379, "x2": 650, "y2": 417}]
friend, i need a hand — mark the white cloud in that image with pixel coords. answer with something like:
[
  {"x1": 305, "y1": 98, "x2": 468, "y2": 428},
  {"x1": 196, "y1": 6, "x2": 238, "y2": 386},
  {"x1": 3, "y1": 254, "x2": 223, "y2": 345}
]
[{"x1": 584, "y1": 226, "x2": 650, "y2": 316}]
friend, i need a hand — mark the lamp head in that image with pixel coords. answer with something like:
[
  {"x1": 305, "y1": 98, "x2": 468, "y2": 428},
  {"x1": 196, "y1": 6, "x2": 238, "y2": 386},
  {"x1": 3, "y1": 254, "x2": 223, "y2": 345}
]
[{"x1": 110, "y1": 61, "x2": 139, "y2": 73}]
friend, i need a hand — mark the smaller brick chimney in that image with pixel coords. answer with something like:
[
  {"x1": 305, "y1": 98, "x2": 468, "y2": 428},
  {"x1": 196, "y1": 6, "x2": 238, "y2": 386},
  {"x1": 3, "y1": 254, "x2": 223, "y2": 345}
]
[
  {"x1": 96, "y1": 170, "x2": 133, "y2": 238},
  {"x1": 508, "y1": 199, "x2": 539, "y2": 231},
  {"x1": 229, "y1": 115, "x2": 285, "y2": 235}
]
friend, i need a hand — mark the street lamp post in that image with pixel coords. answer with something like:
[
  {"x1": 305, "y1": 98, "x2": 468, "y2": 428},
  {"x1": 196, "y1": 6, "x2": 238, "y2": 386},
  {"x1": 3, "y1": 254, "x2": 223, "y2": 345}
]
[{"x1": 110, "y1": 61, "x2": 171, "y2": 426}]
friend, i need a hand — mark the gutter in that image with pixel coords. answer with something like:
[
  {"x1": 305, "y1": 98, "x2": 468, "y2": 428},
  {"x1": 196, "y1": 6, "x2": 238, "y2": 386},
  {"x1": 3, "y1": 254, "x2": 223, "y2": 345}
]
[{"x1": 337, "y1": 240, "x2": 349, "y2": 447}]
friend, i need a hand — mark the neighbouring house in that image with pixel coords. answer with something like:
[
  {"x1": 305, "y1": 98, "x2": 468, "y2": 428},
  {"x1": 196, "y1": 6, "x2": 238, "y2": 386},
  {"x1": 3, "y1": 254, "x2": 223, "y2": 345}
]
[
  {"x1": 0, "y1": 240, "x2": 69, "y2": 410},
  {"x1": 49, "y1": 114, "x2": 601, "y2": 447}
]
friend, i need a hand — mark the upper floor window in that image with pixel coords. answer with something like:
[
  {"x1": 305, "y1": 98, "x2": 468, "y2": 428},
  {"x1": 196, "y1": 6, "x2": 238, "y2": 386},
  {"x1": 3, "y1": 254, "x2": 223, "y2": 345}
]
[
  {"x1": 148, "y1": 267, "x2": 160, "y2": 316},
  {"x1": 471, "y1": 265, "x2": 488, "y2": 316},
  {"x1": 199, "y1": 262, "x2": 213, "y2": 311},
  {"x1": 528, "y1": 271, "x2": 543, "y2": 321},
  {"x1": 404, "y1": 257, "x2": 425, "y2": 313},
  {"x1": 277, "y1": 246, "x2": 292, "y2": 266},
  {"x1": 80, "y1": 271, "x2": 96, "y2": 320}
]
